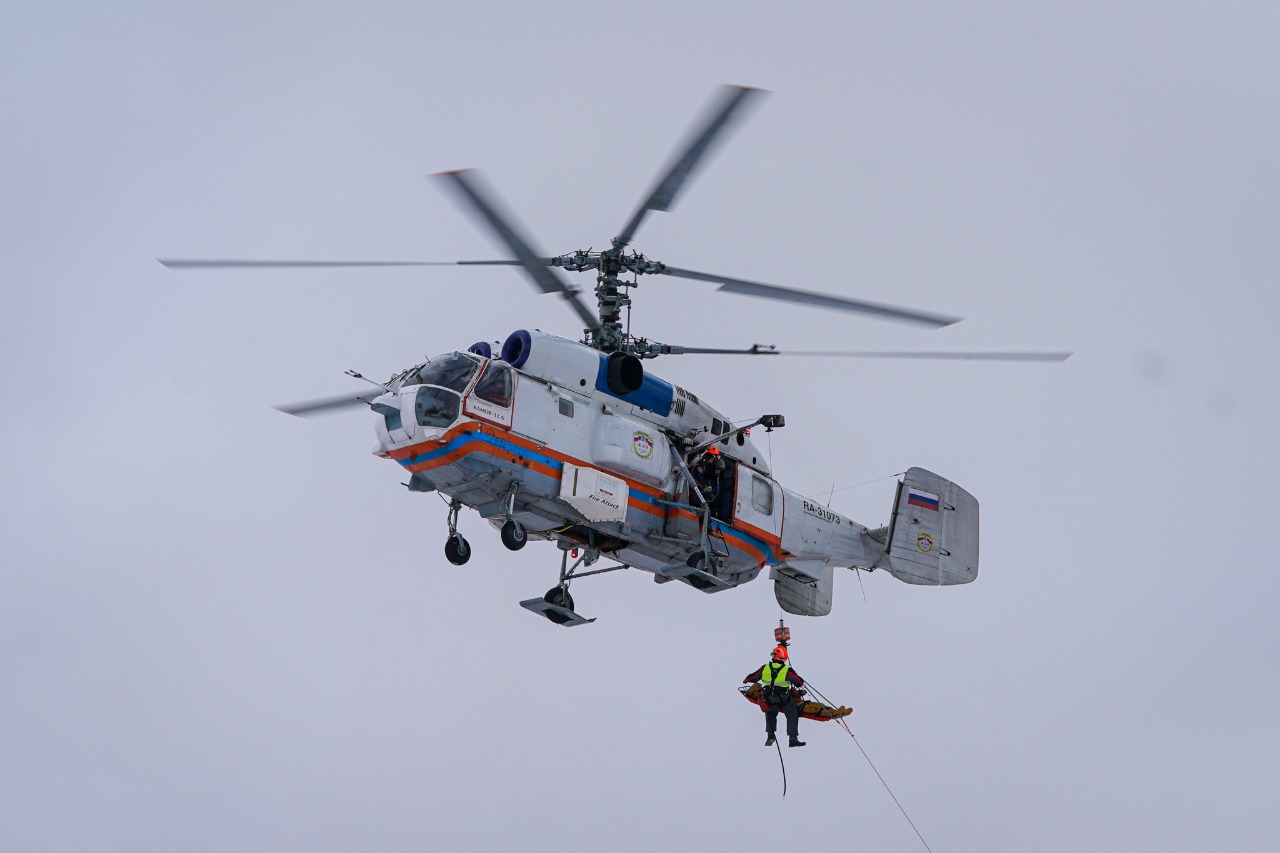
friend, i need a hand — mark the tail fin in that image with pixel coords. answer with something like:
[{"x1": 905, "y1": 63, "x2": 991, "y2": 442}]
[{"x1": 880, "y1": 467, "x2": 979, "y2": 585}]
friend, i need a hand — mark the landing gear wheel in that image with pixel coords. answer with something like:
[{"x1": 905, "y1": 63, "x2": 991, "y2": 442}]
[
  {"x1": 500, "y1": 519, "x2": 527, "y2": 551},
  {"x1": 686, "y1": 550, "x2": 708, "y2": 571},
  {"x1": 543, "y1": 586, "x2": 574, "y2": 612},
  {"x1": 444, "y1": 534, "x2": 471, "y2": 566}
]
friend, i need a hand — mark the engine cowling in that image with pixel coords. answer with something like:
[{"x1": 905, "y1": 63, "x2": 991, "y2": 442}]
[
  {"x1": 497, "y1": 329, "x2": 671, "y2": 416},
  {"x1": 500, "y1": 329, "x2": 599, "y2": 389}
]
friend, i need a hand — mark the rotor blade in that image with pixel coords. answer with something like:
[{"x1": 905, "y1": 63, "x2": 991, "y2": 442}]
[
  {"x1": 614, "y1": 85, "x2": 766, "y2": 250},
  {"x1": 434, "y1": 170, "x2": 600, "y2": 331},
  {"x1": 455, "y1": 259, "x2": 554, "y2": 266},
  {"x1": 662, "y1": 266, "x2": 961, "y2": 328},
  {"x1": 672, "y1": 345, "x2": 1071, "y2": 362},
  {"x1": 274, "y1": 390, "x2": 385, "y2": 418},
  {"x1": 159, "y1": 259, "x2": 457, "y2": 270}
]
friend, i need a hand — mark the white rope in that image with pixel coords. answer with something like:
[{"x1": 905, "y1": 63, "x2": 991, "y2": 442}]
[
  {"x1": 836, "y1": 718, "x2": 933, "y2": 853},
  {"x1": 803, "y1": 471, "x2": 905, "y2": 502},
  {"x1": 803, "y1": 680, "x2": 932, "y2": 853}
]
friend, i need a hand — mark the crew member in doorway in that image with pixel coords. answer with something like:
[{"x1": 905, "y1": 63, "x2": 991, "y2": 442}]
[
  {"x1": 743, "y1": 645, "x2": 806, "y2": 747},
  {"x1": 713, "y1": 450, "x2": 735, "y2": 521},
  {"x1": 690, "y1": 447, "x2": 725, "y2": 509}
]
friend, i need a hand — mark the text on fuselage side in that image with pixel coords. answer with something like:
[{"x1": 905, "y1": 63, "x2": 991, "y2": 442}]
[{"x1": 802, "y1": 500, "x2": 843, "y2": 525}]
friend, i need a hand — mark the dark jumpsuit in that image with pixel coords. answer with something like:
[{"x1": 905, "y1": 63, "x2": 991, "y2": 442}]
[
  {"x1": 690, "y1": 456, "x2": 721, "y2": 507},
  {"x1": 744, "y1": 662, "x2": 805, "y2": 738},
  {"x1": 713, "y1": 462, "x2": 735, "y2": 521}
]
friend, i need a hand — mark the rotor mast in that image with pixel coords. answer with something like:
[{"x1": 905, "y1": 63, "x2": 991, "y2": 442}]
[
  {"x1": 594, "y1": 242, "x2": 630, "y2": 354},
  {"x1": 546, "y1": 247, "x2": 666, "y2": 355}
]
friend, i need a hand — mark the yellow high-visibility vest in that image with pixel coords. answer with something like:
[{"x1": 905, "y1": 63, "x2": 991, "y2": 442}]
[{"x1": 761, "y1": 662, "x2": 790, "y2": 688}]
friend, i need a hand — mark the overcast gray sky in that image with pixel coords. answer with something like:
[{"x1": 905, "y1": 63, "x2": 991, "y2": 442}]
[{"x1": 3, "y1": 2, "x2": 1278, "y2": 851}]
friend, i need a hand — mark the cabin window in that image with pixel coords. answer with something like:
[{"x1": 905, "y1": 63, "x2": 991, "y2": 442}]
[
  {"x1": 558, "y1": 397, "x2": 574, "y2": 417},
  {"x1": 751, "y1": 474, "x2": 774, "y2": 515},
  {"x1": 414, "y1": 387, "x2": 460, "y2": 428},
  {"x1": 474, "y1": 362, "x2": 513, "y2": 407},
  {"x1": 413, "y1": 352, "x2": 480, "y2": 392}
]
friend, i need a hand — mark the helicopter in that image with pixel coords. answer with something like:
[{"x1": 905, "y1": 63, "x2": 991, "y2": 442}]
[{"x1": 162, "y1": 86, "x2": 1069, "y2": 627}]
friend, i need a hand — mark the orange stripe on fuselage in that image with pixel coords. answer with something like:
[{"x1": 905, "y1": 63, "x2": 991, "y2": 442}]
[
  {"x1": 734, "y1": 517, "x2": 782, "y2": 549},
  {"x1": 392, "y1": 420, "x2": 772, "y2": 564},
  {"x1": 388, "y1": 420, "x2": 668, "y2": 517},
  {"x1": 404, "y1": 434, "x2": 561, "y2": 480}
]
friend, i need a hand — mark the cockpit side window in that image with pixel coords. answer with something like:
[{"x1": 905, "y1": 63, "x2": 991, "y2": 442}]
[
  {"x1": 473, "y1": 362, "x2": 513, "y2": 408},
  {"x1": 415, "y1": 387, "x2": 460, "y2": 428},
  {"x1": 413, "y1": 353, "x2": 479, "y2": 393}
]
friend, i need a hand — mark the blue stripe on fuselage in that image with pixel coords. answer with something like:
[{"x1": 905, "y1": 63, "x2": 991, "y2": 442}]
[
  {"x1": 396, "y1": 430, "x2": 564, "y2": 472},
  {"x1": 396, "y1": 427, "x2": 776, "y2": 564}
]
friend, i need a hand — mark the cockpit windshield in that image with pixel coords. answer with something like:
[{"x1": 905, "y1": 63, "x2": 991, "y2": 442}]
[
  {"x1": 409, "y1": 353, "x2": 480, "y2": 393},
  {"x1": 415, "y1": 386, "x2": 460, "y2": 429}
]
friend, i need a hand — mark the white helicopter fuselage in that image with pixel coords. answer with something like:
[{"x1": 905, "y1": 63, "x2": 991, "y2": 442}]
[
  {"x1": 161, "y1": 85, "x2": 1016, "y2": 622},
  {"x1": 369, "y1": 330, "x2": 979, "y2": 616}
]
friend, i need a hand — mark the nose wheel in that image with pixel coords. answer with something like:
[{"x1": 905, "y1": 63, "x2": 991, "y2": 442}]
[
  {"x1": 443, "y1": 498, "x2": 471, "y2": 565},
  {"x1": 495, "y1": 483, "x2": 528, "y2": 551},
  {"x1": 444, "y1": 534, "x2": 470, "y2": 565},
  {"x1": 501, "y1": 518, "x2": 527, "y2": 551}
]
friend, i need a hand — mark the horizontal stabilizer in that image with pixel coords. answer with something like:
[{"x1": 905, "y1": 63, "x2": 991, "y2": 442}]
[
  {"x1": 772, "y1": 564, "x2": 834, "y2": 616},
  {"x1": 883, "y1": 468, "x2": 979, "y2": 585}
]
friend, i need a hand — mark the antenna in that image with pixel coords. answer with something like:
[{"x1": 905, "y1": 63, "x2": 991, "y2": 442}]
[{"x1": 345, "y1": 369, "x2": 389, "y2": 391}]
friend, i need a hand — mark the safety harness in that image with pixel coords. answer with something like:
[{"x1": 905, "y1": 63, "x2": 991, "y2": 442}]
[{"x1": 760, "y1": 661, "x2": 791, "y2": 703}]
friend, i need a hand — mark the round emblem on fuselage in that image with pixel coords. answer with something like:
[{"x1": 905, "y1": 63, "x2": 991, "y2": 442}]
[
  {"x1": 632, "y1": 430, "x2": 654, "y2": 459},
  {"x1": 917, "y1": 532, "x2": 934, "y2": 553}
]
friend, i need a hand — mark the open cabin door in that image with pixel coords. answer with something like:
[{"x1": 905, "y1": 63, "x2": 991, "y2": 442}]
[{"x1": 734, "y1": 465, "x2": 781, "y2": 547}]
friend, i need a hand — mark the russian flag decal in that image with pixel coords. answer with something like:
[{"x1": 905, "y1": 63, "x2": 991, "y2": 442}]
[{"x1": 907, "y1": 487, "x2": 940, "y2": 511}]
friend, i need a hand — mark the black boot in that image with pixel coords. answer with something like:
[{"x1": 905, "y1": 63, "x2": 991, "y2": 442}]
[
  {"x1": 788, "y1": 737, "x2": 806, "y2": 748},
  {"x1": 765, "y1": 733, "x2": 776, "y2": 746}
]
